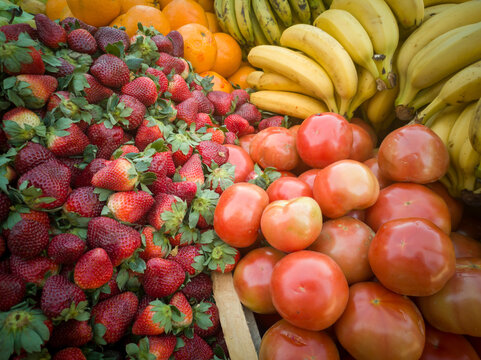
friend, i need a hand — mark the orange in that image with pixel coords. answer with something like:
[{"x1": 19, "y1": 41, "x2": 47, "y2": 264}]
[
  {"x1": 197, "y1": 0, "x2": 214, "y2": 11},
  {"x1": 120, "y1": 0, "x2": 161, "y2": 13},
  {"x1": 66, "y1": 0, "x2": 121, "y2": 27},
  {"x1": 200, "y1": 71, "x2": 233, "y2": 93},
  {"x1": 114, "y1": 5, "x2": 171, "y2": 37},
  {"x1": 162, "y1": 0, "x2": 208, "y2": 30},
  {"x1": 211, "y1": 32, "x2": 242, "y2": 78},
  {"x1": 46, "y1": 0, "x2": 73, "y2": 20},
  {"x1": 228, "y1": 65, "x2": 257, "y2": 89},
  {"x1": 177, "y1": 23, "x2": 217, "y2": 73},
  {"x1": 159, "y1": 0, "x2": 173, "y2": 8},
  {"x1": 205, "y1": 12, "x2": 220, "y2": 33}
]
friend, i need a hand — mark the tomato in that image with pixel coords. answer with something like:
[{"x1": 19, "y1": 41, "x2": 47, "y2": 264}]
[
  {"x1": 308, "y1": 217, "x2": 374, "y2": 284},
  {"x1": 457, "y1": 215, "x2": 481, "y2": 240},
  {"x1": 296, "y1": 113, "x2": 353, "y2": 168},
  {"x1": 417, "y1": 257, "x2": 481, "y2": 337},
  {"x1": 365, "y1": 182, "x2": 451, "y2": 234},
  {"x1": 238, "y1": 133, "x2": 256, "y2": 155},
  {"x1": 363, "y1": 157, "x2": 393, "y2": 189},
  {"x1": 261, "y1": 197, "x2": 322, "y2": 252},
  {"x1": 233, "y1": 247, "x2": 285, "y2": 314},
  {"x1": 451, "y1": 232, "x2": 481, "y2": 258},
  {"x1": 270, "y1": 250, "x2": 349, "y2": 331},
  {"x1": 313, "y1": 160, "x2": 379, "y2": 219},
  {"x1": 369, "y1": 218, "x2": 456, "y2": 296},
  {"x1": 349, "y1": 123, "x2": 375, "y2": 162},
  {"x1": 298, "y1": 168, "x2": 322, "y2": 191},
  {"x1": 259, "y1": 319, "x2": 340, "y2": 360},
  {"x1": 213, "y1": 182, "x2": 269, "y2": 247},
  {"x1": 277, "y1": 170, "x2": 296, "y2": 177},
  {"x1": 266, "y1": 177, "x2": 313, "y2": 202},
  {"x1": 377, "y1": 124, "x2": 449, "y2": 184},
  {"x1": 351, "y1": 117, "x2": 377, "y2": 146},
  {"x1": 225, "y1": 144, "x2": 254, "y2": 183},
  {"x1": 426, "y1": 181, "x2": 464, "y2": 231},
  {"x1": 249, "y1": 127, "x2": 300, "y2": 171},
  {"x1": 467, "y1": 336, "x2": 481, "y2": 356},
  {"x1": 345, "y1": 209, "x2": 366, "y2": 222},
  {"x1": 420, "y1": 325, "x2": 480, "y2": 360},
  {"x1": 334, "y1": 282, "x2": 425, "y2": 360}
]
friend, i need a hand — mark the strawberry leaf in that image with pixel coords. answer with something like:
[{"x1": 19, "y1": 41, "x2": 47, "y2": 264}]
[{"x1": 105, "y1": 41, "x2": 125, "y2": 58}]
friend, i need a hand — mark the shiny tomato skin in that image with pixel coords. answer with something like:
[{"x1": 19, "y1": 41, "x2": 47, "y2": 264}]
[
  {"x1": 233, "y1": 247, "x2": 285, "y2": 314},
  {"x1": 259, "y1": 319, "x2": 340, "y2": 360},
  {"x1": 369, "y1": 218, "x2": 456, "y2": 296},
  {"x1": 364, "y1": 157, "x2": 393, "y2": 189},
  {"x1": 313, "y1": 160, "x2": 380, "y2": 219},
  {"x1": 377, "y1": 124, "x2": 449, "y2": 184},
  {"x1": 309, "y1": 216, "x2": 375, "y2": 284},
  {"x1": 266, "y1": 177, "x2": 313, "y2": 202},
  {"x1": 451, "y1": 232, "x2": 481, "y2": 258},
  {"x1": 213, "y1": 182, "x2": 269, "y2": 247},
  {"x1": 238, "y1": 133, "x2": 256, "y2": 155},
  {"x1": 351, "y1": 117, "x2": 377, "y2": 146},
  {"x1": 296, "y1": 113, "x2": 353, "y2": 168},
  {"x1": 426, "y1": 181, "x2": 464, "y2": 231},
  {"x1": 345, "y1": 209, "x2": 366, "y2": 222},
  {"x1": 349, "y1": 123, "x2": 375, "y2": 162},
  {"x1": 225, "y1": 144, "x2": 254, "y2": 183},
  {"x1": 420, "y1": 325, "x2": 480, "y2": 360},
  {"x1": 417, "y1": 257, "x2": 481, "y2": 337},
  {"x1": 270, "y1": 250, "x2": 349, "y2": 331},
  {"x1": 334, "y1": 281, "x2": 426, "y2": 360},
  {"x1": 298, "y1": 168, "x2": 322, "y2": 191},
  {"x1": 365, "y1": 182, "x2": 451, "y2": 234}
]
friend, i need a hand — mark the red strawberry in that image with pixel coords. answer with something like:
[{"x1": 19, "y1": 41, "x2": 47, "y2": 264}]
[
  {"x1": 2, "y1": 107, "x2": 42, "y2": 145},
  {"x1": 0, "y1": 193, "x2": 10, "y2": 225},
  {"x1": 91, "y1": 292, "x2": 138, "y2": 344},
  {"x1": 94, "y1": 26, "x2": 130, "y2": 53},
  {"x1": 53, "y1": 347, "x2": 86, "y2": 360},
  {"x1": 7, "y1": 219, "x2": 49, "y2": 259},
  {"x1": 258, "y1": 115, "x2": 284, "y2": 130},
  {"x1": 156, "y1": 53, "x2": 185, "y2": 77},
  {"x1": 175, "y1": 97, "x2": 198, "y2": 125},
  {"x1": 135, "y1": 119, "x2": 165, "y2": 151},
  {"x1": 18, "y1": 209, "x2": 50, "y2": 228},
  {"x1": 13, "y1": 74, "x2": 58, "y2": 109},
  {"x1": 143, "y1": 258, "x2": 185, "y2": 298},
  {"x1": 206, "y1": 127, "x2": 226, "y2": 144},
  {"x1": 10, "y1": 255, "x2": 59, "y2": 287},
  {"x1": 224, "y1": 114, "x2": 255, "y2": 137},
  {"x1": 51, "y1": 57, "x2": 75, "y2": 78},
  {"x1": 40, "y1": 275, "x2": 87, "y2": 318},
  {"x1": 191, "y1": 90, "x2": 214, "y2": 114},
  {"x1": 49, "y1": 320, "x2": 92, "y2": 348},
  {"x1": 235, "y1": 102, "x2": 262, "y2": 124},
  {"x1": 145, "y1": 67, "x2": 169, "y2": 95},
  {"x1": 179, "y1": 154, "x2": 204, "y2": 184},
  {"x1": 0, "y1": 23, "x2": 37, "y2": 41},
  {"x1": 87, "y1": 216, "x2": 142, "y2": 266},
  {"x1": 197, "y1": 140, "x2": 229, "y2": 166},
  {"x1": 207, "y1": 91, "x2": 234, "y2": 116},
  {"x1": 46, "y1": 123, "x2": 90, "y2": 157},
  {"x1": 206, "y1": 162, "x2": 235, "y2": 194},
  {"x1": 0, "y1": 273, "x2": 26, "y2": 311},
  {"x1": 131, "y1": 303, "x2": 167, "y2": 336},
  {"x1": 167, "y1": 74, "x2": 191, "y2": 103},
  {"x1": 57, "y1": 158, "x2": 82, "y2": 186},
  {"x1": 74, "y1": 248, "x2": 113, "y2": 290},
  {"x1": 122, "y1": 77, "x2": 158, "y2": 106},
  {"x1": 168, "y1": 245, "x2": 202, "y2": 276},
  {"x1": 147, "y1": 193, "x2": 186, "y2": 232},
  {"x1": 149, "y1": 173, "x2": 173, "y2": 196},
  {"x1": 0, "y1": 38, "x2": 44, "y2": 75},
  {"x1": 73, "y1": 158, "x2": 109, "y2": 188},
  {"x1": 0, "y1": 235, "x2": 5, "y2": 257},
  {"x1": 67, "y1": 28, "x2": 97, "y2": 54},
  {"x1": 107, "y1": 190, "x2": 154, "y2": 224},
  {"x1": 62, "y1": 187, "x2": 104, "y2": 226},
  {"x1": 47, "y1": 234, "x2": 85, "y2": 264},
  {"x1": 170, "y1": 292, "x2": 193, "y2": 328},
  {"x1": 110, "y1": 145, "x2": 139, "y2": 160},
  {"x1": 98, "y1": 272, "x2": 121, "y2": 301},
  {"x1": 224, "y1": 131, "x2": 237, "y2": 144},
  {"x1": 152, "y1": 34, "x2": 174, "y2": 53},
  {"x1": 194, "y1": 301, "x2": 220, "y2": 338},
  {"x1": 91, "y1": 158, "x2": 138, "y2": 191},
  {"x1": 174, "y1": 333, "x2": 213, "y2": 360},
  {"x1": 146, "y1": 335, "x2": 177, "y2": 360},
  {"x1": 194, "y1": 112, "x2": 213, "y2": 130},
  {"x1": 167, "y1": 30, "x2": 184, "y2": 57},
  {"x1": 168, "y1": 181, "x2": 197, "y2": 205},
  {"x1": 139, "y1": 226, "x2": 170, "y2": 261},
  {"x1": 61, "y1": 17, "x2": 97, "y2": 35},
  {"x1": 83, "y1": 74, "x2": 114, "y2": 104},
  {"x1": 87, "y1": 122, "x2": 125, "y2": 159},
  {"x1": 149, "y1": 149, "x2": 176, "y2": 178},
  {"x1": 118, "y1": 94, "x2": 146, "y2": 130},
  {"x1": 171, "y1": 145, "x2": 193, "y2": 167},
  {"x1": 90, "y1": 54, "x2": 130, "y2": 88},
  {"x1": 34, "y1": 14, "x2": 67, "y2": 49},
  {"x1": 181, "y1": 273, "x2": 212, "y2": 303},
  {"x1": 46, "y1": 91, "x2": 70, "y2": 111},
  {"x1": 231, "y1": 88, "x2": 250, "y2": 107},
  {"x1": 0, "y1": 258, "x2": 10, "y2": 274}
]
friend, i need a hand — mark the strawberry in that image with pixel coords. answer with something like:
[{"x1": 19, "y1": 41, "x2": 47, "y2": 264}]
[
  {"x1": 189, "y1": 188, "x2": 219, "y2": 228},
  {"x1": 46, "y1": 91, "x2": 70, "y2": 111},
  {"x1": 174, "y1": 333, "x2": 213, "y2": 360},
  {"x1": 232, "y1": 88, "x2": 250, "y2": 107},
  {"x1": 57, "y1": 158, "x2": 83, "y2": 187},
  {"x1": 122, "y1": 77, "x2": 158, "y2": 107},
  {"x1": 13, "y1": 142, "x2": 53, "y2": 175},
  {"x1": 94, "y1": 26, "x2": 130, "y2": 53},
  {"x1": 167, "y1": 30, "x2": 184, "y2": 57},
  {"x1": 194, "y1": 301, "x2": 219, "y2": 338},
  {"x1": 0, "y1": 23, "x2": 37, "y2": 41},
  {"x1": 206, "y1": 162, "x2": 235, "y2": 194},
  {"x1": 10, "y1": 255, "x2": 59, "y2": 287},
  {"x1": 34, "y1": 14, "x2": 67, "y2": 49},
  {"x1": 167, "y1": 74, "x2": 191, "y2": 103},
  {"x1": 181, "y1": 273, "x2": 212, "y2": 303},
  {"x1": 60, "y1": 17, "x2": 97, "y2": 35},
  {"x1": 91, "y1": 158, "x2": 138, "y2": 191},
  {"x1": 111, "y1": 144, "x2": 140, "y2": 160},
  {"x1": 175, "y1": 97, "x2": 198, "y2": 125},
  {"x1": 17, "y1": 209, "x2": 50, "y2": 228},
  {"x1": 132, "y1": 303, "x2": 168, "y2": 336},
  {"x1": 191, "y1": 90, "x2": 214, "y2": 114},
  {"x1": 206, "y1": 127, "x2": 226, "y2": 144},
  {"x1": 47, "y1": 234, "x2": 85, "y2": 264},
  {"x1": 90, "y1": 54, "x2": 130, "y2": 89},
  {"x1": 53, "y1": 347, "x2": 86, "y2": 360},
  {"x1": 169, "y1": 292, "x2": 193, "y2": 328},
  {"x1": 117, "y1": 94, "x2": 147, "y2": 130},
  {"x1": 168, "y1": 245, "x2": 203, "y2": 276},
  {"x1": 0, "y1": 35, "x2": 45, "y2": 75},
  {"x1": 62, "y1": 187, "x2": 104, "y2": 226},
  {"x1": 234, "y1": 102, "x2": 262, "y2": 124},
  {"x1": 224, "y1": 131, "x2": 237, "y2": 144},
  {"x1": 179, "y1": 154, "x2": 204, "y2": 184},
  {"x1": 149, "y1": 173, "x2": 173, "y2": 196},
  {"x1": 143, "y1": 257, "x2": 185, "y2": 298},
  {"x1": 152, "y1": 33, "x2": 174, "y2": 53},
  {"x1": 87, "y1": 122, "x2": 125, "y2": 159},
  {"x1": 107, "y1": 190, "x2": 154, "y2": 224},
  {"x1": 224, "y1": 114, "x2": 255, "y2": 137},
  {"x1": 87, "y1": 216, "x2": 142, "y2": 266},
  {"x1": 207, "y1": 91, "x2": 234, "y2": 116},
  {"x1": 147, "y1": 193, "x2": 187, "y2": 232},
  {"x1": 156, "y1": 53, "x2": 185, "y2": 77},
  {"x1": 74, "y1": 248, "x2": 113, "y2": 290},
  {"x1": 49, "y1": 320, "x2": 92, "y2": 348},
  {"x1": 40, "y1": 274, "x2": 87, "y2": 319},
  {"x1": 140, "y1": 335, "x2": 177, "y2": 360},
  {"x1": 139, "y1": 225, "x2": 170, "y2": 261},
  {"x1": 2, "y1": 108, "x2": 43, "y2": 145},
  {"x1": 7, "y1": 219, "x2": 49, "y2": 259},
  {"x1": 83, "y1": 74, "x2": 114, "y2": 104},
  {"x1": 135, "y1": 119, "x2": 165, "y2": 151},
  {"x1": 171, "y1": 145, "x2": 193, "y2": 167},
  {"x1": 0, "y1": 273, "x2": 26, "y2": 311},
  {"x1": 0, "y1": 235, "x2": 5, "y2": 257},
  {"x1": 0, "y1": 258, "x2": 10, "y2": 274},
  {"x1": 168, "y1": 181, "x2": 197, "y2": 205},
  {"x1": 7, "y1": 74, "x2": 58, "y2": 109},
  {"x1": 52, "y1": 58, "x2": 75, "y2": 78},
  {"x1": 149, "y1": 147, "x2": 176, "y2": 178},
  {"x1": 73, "y1": 158, "x2": 109, "y2": 188},
  {"x1": 145, "y1": 67, "x2": 169, "y2": 95},
  {"x1": 258, "y1": 115, "x2": 284, "y2": 131},
  {"x1": 46, "y1": 123, "x2": 90, "y2": 157},
  {"x1": 67, "y1": 28, "x2": 97, "y2": 54},
  {"x1": 194, "y1": 113, "x2": 213, "y2": 130},
  {"x1": 197, "y1": 140, "x2": 229, "y2": 166},
  {"x1": 212, "y1": 330, "x2": 229, "y2": 357},
  {"x1": 98, "y1": 272, "x2": 121, "y2": 301}
]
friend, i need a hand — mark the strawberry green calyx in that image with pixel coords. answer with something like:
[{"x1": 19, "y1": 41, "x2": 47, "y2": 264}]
[
  {"x1": 0, "y1": 32, "x2": 38, "y2": 74},
  {"x1": 50, "y1": 93, "x2": 99, "y2": 125},
  {"x1": 150, "y1": 98, "x2": 177, "y2": 122},
  {"x1": 126, "y1": 337, "x2": 156, "y2": 360},
  {"x1": 1, "y1": 107, "x2": 45, "y2": 146},
  {"x1": 150, "y1": 300, "x2": 184, "y2": 335},
  {"x1": 200, "y1": 230, "x2": 239, "y2": 273},
  {"x1": 0, "y1": 147, "x2": 16, "y2": 193},
  {"x1": 128, "y1": 35, "x2": 160, "y2": 67},
  {"x1": 193, "y1": 302, "x2": 214, "y2": 331},
  {"x1": 53, "y1": 300, "x2": 90, "y2": 324},
  {"x1": 188, "y1": 187, "x2": 219, "y2": 228},
  {"x1": 102, "y1": 94, "x2": 134, "y2": 129},
  {"x1": 3, "y1": 75, "x2": 58, "y2": 109},
  {"x1": 206, "y1": 162, "x2": 235, "y2": 194},
  {"x1": 166, "y1": 123, "x2": 204, "y2": 156},
  {"x1": 248, "y1": 164, "x2": 281, "y2": 190},
  {"x1": 161, "y1": 198, "x2": 187, "y2": 235}
]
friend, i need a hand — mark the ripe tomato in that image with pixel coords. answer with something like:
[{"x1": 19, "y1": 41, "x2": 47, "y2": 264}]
[
  {"x1": 224, "y1": 144, "x2": 254, "y2": 183},
  {"x1": 298, "y1": 168, "x2": 322, "y2": 191},
  {"x1": 270, "y1": 250, "x2": 349, "y2": 331},
  {"x1": 313, "y1": 160, "x2": 379, "y2": 219},
  {"x1": 249, "y1": 127, "x2": 300, "y2": 171},
  {"x1": 345, "y1": 209, "x2": 366, "y2": 222},
  {"x1": 259, "y1": 319, "x2": 340, "y2": 360},
  {"x1": 457, "y1": 215, "x2": 481, "y2": 240},
  {"x1": 426, "y1": 181, "x2": 464, "y2": 231},
  {"x1": 233, "y1": 247, "x2": 285, "y2": 314},
  {"x1": 377, "y1": 124, "x2": 449, "y2": 184},
  {"x1": 351, "y1": 117, "x2": 377, "y2": 146},
  {"x1": 417, "y1": 257, "x2": 481, "y2": 337},
  {"x1": 364, "y1": 157, "x2": 393, "y2": 189},
  {"x1": 261, "y1": 197, "x2": 322, "y2": 252},
  {"x1": 349, "y1": 123, "x2": 375, "y2": 162},
  {"x1": 365, "y1": 182, "x2": 451, "y2": 234},
  {"x1": 238, "y1": 133, "x2": 256, "y2": 155},
  {"x1": 213, "y1": 183, "x2": 269, "y2": 247},
  {"x1": 335, "y1": 282, "x2": 426, "y2": 360},
  {"x1": 266, "y1": 177, "x2": 313, "y2": 202},
  {"x1": 296, "y1": 113, "x2": 353, "y2": 168},
  {"x1": 369, "y1": 218, "x2": 456, "y2": 296},
  {"x1": 420, "y1": 325, "x2": 480, "y2": 360},
  {"x1": 451, "y1": 232, "x2": 481, "y2": 258},
  {"x1": 308, "y1": 217, "x2": 374, "y2": 284}
]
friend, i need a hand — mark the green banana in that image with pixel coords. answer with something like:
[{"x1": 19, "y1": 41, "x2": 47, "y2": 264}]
[
  {"x1": 217, "y1": 0, "x2": 247, "y2": 45},
  {"x1": 267, "y1": 0, "x2": 293, "y2": 27},
  {"x1": 235, "y1": 0, "x2": 256, "y2": 46},
  {"x1": 252, "y1": 0, "x2": 282, "y2": 45},
  {"x1": 287, "y1": 0, "x2": 311, "y2": 24},
  {"x1": 469, "y1": 97, "x2": 481, "y2": 154},
  {"x1": 250, "y1": 4, "x2": 270, "y2": 45}
]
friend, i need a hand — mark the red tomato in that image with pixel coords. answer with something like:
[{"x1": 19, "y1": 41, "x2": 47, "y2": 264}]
[
  {"x1": 296, "y1": 113, "x2": 353, "y2": 168},
  {"x1": 233, "y1": 247, "x2": 285, "y2": 314},
  {"x1": 213, "y1": 183, "x2": 269, "y2": 247},
  {"x1": 270, "y1": 250, "x2": 349, "y2": 331},
  {"x1": 467, "y1": 336, "x2": 481, "y2": 357},
  {"x1": 277, "y1": 170, "x2": 296, "y2": 177},
  {"x1": 365, "y1": 182, "x2": 451, "y2": 234},
  {"x1": 309, "y1": 217, "x2": 375, "y2": 284},
  {"x1": 345, "y1": 209, "x2": 366, "y2": 222},
  {"x1": 364, "y1": 157, "x2": 393, "y2": 189},
  {"x1": 349, "y1": 123, "x2": 375, "y2": 162},
  {"x1": 426, "y1": 181, "x2": 464, "y2": 231},
  {"x1": 313, "y1": 160, "x2": 380, "y2": 219},
  {"x1": 261, "y1": 197, "x2": 323, "y2": 252},
  {"x1": 225, "y1": 144, "x2": 254, "y2": 183},
  {"x1": 254, "y1": 312, "x2": 283, "y2": 334},
  {"x1": 249, "y1": 127, "x2": 300, "y2": 171},
  {"x1": 335, "y1": 282, "x2": 426, "y2": 360},
  {"x1": 238, "y1": 133, "x2": 256, "y2": 155},
  {"x1": 451, "y1": 232, "x2": 481, "y2": 258},
  {"x1": 377, "y1": 124, "x2": 449, "y2": 184},
  {"x1": 417, "y1": 257, "x2": 481, "y2": 337},
  {"x1": 351, "y1": 117, "x2": 377, "y2": 146},
  {"x1": 369, "y1": 218, "x2": 456, "y2": 296},
  {"x1": 259, "y1": 319, "x2": 340, "y2": 360},
  {"x1": 420, "y1": 325, "x2": 480, "y2": 360},
  {"x1": 457, "y1": 215, "x2": 481, "y2": 240},
  {"x1": 266, "y1": 177, "x2": 313, "y2": 202},
  {"x1": 298, "y1": 168, "x2": 322, "y2": 191}
]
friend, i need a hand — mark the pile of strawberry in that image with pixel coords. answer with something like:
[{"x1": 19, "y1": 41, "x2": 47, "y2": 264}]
[{"x1": 0, "y1": 11, "x2": 267, "y2": 360}]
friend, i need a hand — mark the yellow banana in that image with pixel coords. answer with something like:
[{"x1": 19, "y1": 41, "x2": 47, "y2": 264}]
[
  {"x1": 404, "y1": 78, "x2": 448, "y2": 121},
  {"x1": 346, "y1": 67, "x2": 377, "y2": 119},
  {"x1": 423, "y1": 0, "x2": 470, "y2": 5},
  {"x1": 468, "y1": 97, "x2": 481, "y2": 154},
  {"x1": 250, "y1": 6, "x2": 270, "y2": 45},
  {"x1": 384, "y1": 0, "x2": 424, "y2": 28},
  {"x1": 246, "y1": 71, "x2": 264, "y2": 88},
  {"x1": 287, "y1": 0, "x2": 311, "y2": 24},
  {"x1": 252, "y1": 0, "x2": 282, "y2": 45},
  {"x1": 214, "y1": 0, "x2": 229, "y2": 33},
  {"x1": 216, "y1": 0, "x2": 246, "y2": 45},
  {"x1": 248, "y1": 45, "x2": 338, "y2": 112},
  {"x1": 267, "y1": 0, "x2": 293, "y2": 27},
  {"x1": 447, "y1": 101, "x2": 477, "y2": 170},
  {"x1": 235, "y1": 0, "x2": 256, "y2": 46},
  {"x1": 308, "y1": 0, "x2": 326, "y2": 22},
  {"x1": 458, "y1": 138, "x2": 480, "y2": 186},
  {"x1": 423, "y1": 3, "x2": 456, "y2": 22},
  {"x1": 256, "y1": 71, "x2": 319, "y2": 98},
  {"x1": 364, "y1": 80, "x2": 399, "y2": 129},
  {"x1": 250, "y1": 90, "x2": 328, "y2": 119},
  {"x1": 426, "y1": 104, "x2": 464, "y2": 145}
]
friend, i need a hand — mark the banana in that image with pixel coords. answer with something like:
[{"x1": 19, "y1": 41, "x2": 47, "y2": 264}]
[
  {"x1": 468, "y1": 97, "x2": 481, "y2": 154},
  {"x1": 417, "y1": 60, "x2": 481, "y2": 123},
  {"x1": 216, "y1": 0, "x2": 246, "y2": 45},
  {"x1": 214, "y1": 0, "x2": 229, "y2": 33},
  {"x1": 248, "y1": 45, "x2": 338, "y2": 111},
  {"x1": 426, "y1": 104, "x2": 464, "y2": 144},
  {"x1": 447, "y1": 101, "x2": 477, "y2": 172},
  {"x1": 313, "y1": 9, "x2": 379, "y2": 80},
  {"x1": 363, "y1": 79, "x2": 399, "y2": 130},
  {"x1": 287, "y1": 0, "x2": 311, "y2": 24},
  {"x1": 280, "y1": 24, "x2": 358, "y2": 117},
  {"x1": 252, "y1": 0, "x2": 282, "y2": 45},
  {"x1": 423, "y1": 0, "x2": 470, "y2": 5},
  {"x1": 458, "y1": 138, "x2": 480, "y2": 190},
  {"x1": 246, "y1": 71, "x2": 264, "y2": 88},
  {"x1": 250, "y1": 5, "x2": 270, "y2": 45},
  {"x1": 308, "y1": 0, "x2": 326, "y2": 22},
  {"x1": 235, "y1": 0, "x2": 256, "y2": 46},
  {"x1": 330, "y1": 0, "x2": 399, "y2": 90},
  {"x1": 322, "y1": 0, "x2": 333, "y2": 6},
  {"x1": 396, "y1": 22, "x2": 481, "y2": 108},
  {"x1": 384, "y1": 0, "x2": 424, "y2": 29},
  {"x1": 254, "y1": 71, "x2": 320, "y2": 98},
  {"x1": 250, "y1": 90, "x2": 328, "y2": 119},
  {"x1": 346, "y1": 67, "x2": 377, "y2": 119},
  {"x1": 423, "y1": 3, "x2": 456, "y2": 22},
  {"x1": 267, "y1": 0, "x2": 293, "y2": 27}
]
